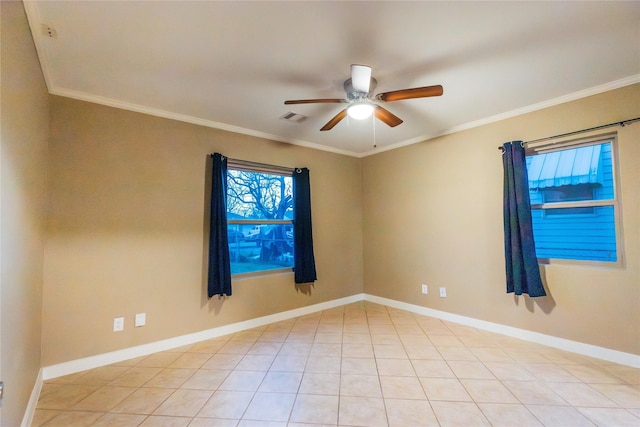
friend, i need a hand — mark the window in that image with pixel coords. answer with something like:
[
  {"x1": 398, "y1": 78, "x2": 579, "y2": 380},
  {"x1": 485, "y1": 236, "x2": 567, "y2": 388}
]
[
  {"x1": 226, "y1": 166, "x2": 294, "y2": 275},
  {"x1": 525, "y1": 135, "x2": 621, "y2": 265},
  {"x1": 541, "y1": 185, "x2": 596, "y2": 216}
]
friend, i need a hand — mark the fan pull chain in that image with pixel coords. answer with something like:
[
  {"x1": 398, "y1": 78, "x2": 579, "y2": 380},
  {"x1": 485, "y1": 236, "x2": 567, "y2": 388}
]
[{"x1": 372, "y1": 113, "x2": 377, "y2": 148}]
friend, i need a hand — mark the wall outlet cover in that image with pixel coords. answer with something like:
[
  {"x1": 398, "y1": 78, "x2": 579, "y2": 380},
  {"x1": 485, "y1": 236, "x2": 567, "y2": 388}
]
[
  {"x1": 439, "y1": 287, "x2": 447, "y2": 298},
  {"x1": 113, "y1": 317, "x2": 124, "y2": 332},
  {"x1": 135, "y1": 313, "x2": 146, "y2": 327}
]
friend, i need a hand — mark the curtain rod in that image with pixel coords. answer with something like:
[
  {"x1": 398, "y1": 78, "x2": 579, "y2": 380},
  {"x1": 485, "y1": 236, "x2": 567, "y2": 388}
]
[
  {"x1": 497, "y1": 117, "x2": 640, "y2": 151},
  {"x1": 217, "y1": 155, "x2": 295, "y2": 174}
]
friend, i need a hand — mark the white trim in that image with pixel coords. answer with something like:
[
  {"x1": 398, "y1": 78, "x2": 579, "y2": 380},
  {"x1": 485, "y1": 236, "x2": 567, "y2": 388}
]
[
  {"x1": 364, "y1": 294, "x2": 640, "y2": 368},
  {"x1": 30, "y1": 292, "x2": 639, "y2": 422},
  {"x1": 20, "y1": 369, "x2": 43, "y2": 427},
  {"x1": 358, "y1": 75, "x2": 640, "y2": 158},
  {"x1": 41, "y1": 293, "x2": 363, "y2": 380},
  {"x1": 40, "y1": 291, "x2": 640, "y2": 381},
  {"x1": 21, "y1": 0, "x2": 640, "y2": 161},
  {"x1": 48, "y1": 87, "x2": 358, "y2": 158},
  {"x1": 24, "y1": 0, "x2": 350, "y2": 160},
  {"x1": 48, "y1": 75, "x2": 640, "y2": 160},
  {"x1": 22, "y1": 1, "x2": 54, "y2": 92}
]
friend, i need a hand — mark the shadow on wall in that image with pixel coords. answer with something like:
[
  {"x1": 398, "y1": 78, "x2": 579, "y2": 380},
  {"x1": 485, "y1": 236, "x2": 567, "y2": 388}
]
[
  {"x1": 513, "y1": 266, "x2": 556, "y2": 314},
  {"x1": 204, "y1": 294, "x2": 227, "y2": 315},
  {"x1": 295, "y1": 283, "x2": 314, "y2": 295}
]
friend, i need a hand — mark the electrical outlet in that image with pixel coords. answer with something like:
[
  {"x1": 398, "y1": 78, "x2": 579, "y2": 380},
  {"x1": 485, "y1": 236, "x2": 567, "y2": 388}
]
[
  {"x1": 439, "y1": 287, "x2": 447, "y2": 298},
  {"x1": 113, "y1": 317, "x2": 124, "y2": 332},
  {"x1": 135, "y1": 313, "x2": 146, "y2": 327},
  {"x1": 421, "y1": 284, "x2": 428, "y2": 294}
]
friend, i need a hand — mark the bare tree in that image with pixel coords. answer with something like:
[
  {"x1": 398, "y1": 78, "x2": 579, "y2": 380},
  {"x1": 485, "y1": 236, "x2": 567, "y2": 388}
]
[
  {"x1": 227, "y1": 170, "x2": 294, "y2": 264},
  {"x1": 227, "y1": 170, "x2": 292, "y2": 219}
]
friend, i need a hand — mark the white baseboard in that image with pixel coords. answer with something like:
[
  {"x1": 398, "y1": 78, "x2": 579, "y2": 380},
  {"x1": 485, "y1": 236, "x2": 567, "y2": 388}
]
[
  {"x1": 41, "y1": 293, "x2": 364, "y2": 380},
  {"x1": 20, "y1": 368, "x2": 43, "y2": 427},
  {"x1": 41, "y1": 291, "x2": 639, "y2": 380},
  {"x1": 364, "y1": 294, "x2": 640, "y2": 368},
  {"x1": 27, "y1": 292, "x2": 639, "y2": 425}
]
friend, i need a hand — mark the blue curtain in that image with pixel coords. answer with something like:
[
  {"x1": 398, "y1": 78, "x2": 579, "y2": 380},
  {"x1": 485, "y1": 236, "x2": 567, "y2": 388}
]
[
  {"x1": 502, "y1": 141, "x2": 546, "y2": 297},
  {"x1": 293, "y1": 167, "x2": 317, "y2": 283},
  {"x1": 207, "y1": 153, "x2": 232, "y2": 297}
]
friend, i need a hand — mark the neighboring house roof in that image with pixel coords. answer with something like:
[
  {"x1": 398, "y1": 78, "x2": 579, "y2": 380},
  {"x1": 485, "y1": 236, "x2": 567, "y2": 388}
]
[
  {"x1": 528, "y1": 145, "x2": 602, "y2": 189},
  {"x1": 227, "y1": 212, "x2": 247, "y2": 220}
]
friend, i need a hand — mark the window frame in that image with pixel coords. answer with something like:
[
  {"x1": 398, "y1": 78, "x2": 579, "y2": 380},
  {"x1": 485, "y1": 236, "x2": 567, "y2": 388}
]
[
  {"x1": 526, "y1": 132, "x2": 624, "y2": 268},
  {"x1": 226, "y1": 160, "x2": 295, "y2": 277}
]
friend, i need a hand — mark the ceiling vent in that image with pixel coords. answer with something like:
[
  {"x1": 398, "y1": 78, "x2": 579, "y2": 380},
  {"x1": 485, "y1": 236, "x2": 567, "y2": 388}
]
[{"x1": 279, "y1": 111, "x2": 307, "y2": 123}]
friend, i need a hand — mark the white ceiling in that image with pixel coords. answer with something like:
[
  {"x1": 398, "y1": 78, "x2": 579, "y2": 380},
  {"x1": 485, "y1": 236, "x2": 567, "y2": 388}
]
[{"x1": 25, "y1": 1, "x2": 639, "y2": 157}]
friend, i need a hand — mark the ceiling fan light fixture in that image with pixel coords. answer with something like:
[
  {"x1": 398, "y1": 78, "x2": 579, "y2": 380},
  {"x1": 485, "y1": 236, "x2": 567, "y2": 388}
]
[
  {"x1": 347, "y1": 102, "x2": 374, "y2": 120},
  {"x1": 284, "y1": 64, "x2": 443, "y2": 131}
]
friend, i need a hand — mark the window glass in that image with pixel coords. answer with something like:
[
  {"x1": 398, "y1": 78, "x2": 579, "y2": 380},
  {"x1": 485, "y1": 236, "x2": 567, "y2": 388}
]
[
  {"x1": 531, "y1": 206, "x2": 617, "y2": 262},
  {"x1": 541, "y1": 184, "x2": 594, "y2": 203},
  {"x1": 526, "y1": 139, "x2": 620, "y2": 264},
  {"x1": 226, "y1": 169, "x2": 294, "y2": 275}
]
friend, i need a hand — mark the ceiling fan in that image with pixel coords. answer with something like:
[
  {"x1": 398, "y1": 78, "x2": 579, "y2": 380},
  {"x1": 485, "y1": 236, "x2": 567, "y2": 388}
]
[{"x1": 284, "y1": 65, "x2": 443, "y2": 131}]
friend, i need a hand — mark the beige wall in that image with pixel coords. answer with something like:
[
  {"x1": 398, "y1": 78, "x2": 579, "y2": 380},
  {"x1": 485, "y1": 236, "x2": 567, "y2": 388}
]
[
  {"x1": 42, "y1": 97, "x2": 364, "y2": 365},
  {"x1": 8, "y1": 2, "x2": 637, "y2": 382},
  {"x1": 3, "y1": 4, "x2": 637, "y2": 420},
  {"x1": 0, "y1": 1, "x2": 50, "y2": 424},
  {"x1": 41, "y1": 85, "x2": 640, "y2": 367},
  {"x1": 362, "y1": 84, "x2": 640, "y2": 354}
]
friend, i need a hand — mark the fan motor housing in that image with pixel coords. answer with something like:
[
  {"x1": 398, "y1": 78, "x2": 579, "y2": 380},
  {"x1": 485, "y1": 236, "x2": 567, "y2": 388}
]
[{"x1": 344, "y1": 77, "x2": 377, "y2": 100}]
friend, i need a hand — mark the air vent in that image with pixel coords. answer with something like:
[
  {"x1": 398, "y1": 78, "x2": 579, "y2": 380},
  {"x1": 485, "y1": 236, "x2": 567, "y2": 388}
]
[{"x1": 279, "y1": 112, "x2": 307, "y2": 123}]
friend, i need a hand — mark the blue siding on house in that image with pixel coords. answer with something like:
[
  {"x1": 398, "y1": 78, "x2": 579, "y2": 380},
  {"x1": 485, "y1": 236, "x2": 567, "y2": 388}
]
[
  {"x1": 595, "y1": 144, "x2": 614, "y2": 200},
  {"x1": 528, "y1": 186, "x2": 543, "y2": 204},
  {"x1": 526, "y1": 142, "x2": 617, "y2": 262}
]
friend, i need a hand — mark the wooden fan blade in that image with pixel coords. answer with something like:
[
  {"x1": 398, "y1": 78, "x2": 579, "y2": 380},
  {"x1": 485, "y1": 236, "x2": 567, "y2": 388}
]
[
  {"x1": 284, "y1": 98, "x2": 347, "y2": 105},
  {"x1": 320, "y1": 109, "x2": 348, "y2": 131},
  {"x1": 375, "y1": 85, "x2": 443, "y2": 102},
  {"x1": 374, "y1": 105, "x2": 403, "y2": 127}
]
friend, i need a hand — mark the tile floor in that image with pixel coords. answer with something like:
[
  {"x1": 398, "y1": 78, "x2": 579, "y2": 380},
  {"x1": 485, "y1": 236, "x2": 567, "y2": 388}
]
[{"x1": 33, "y1": 302, "x2": 640, "y2": 426}]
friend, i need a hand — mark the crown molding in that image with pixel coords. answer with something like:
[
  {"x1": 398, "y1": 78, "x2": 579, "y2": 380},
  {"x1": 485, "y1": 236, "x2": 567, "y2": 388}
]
[
  {"x1": 358, "y1": 74, "x2": 640, "y2": 157},
  {"x1": 23, "y1": 2, "x2": 639, "y2": 159}
]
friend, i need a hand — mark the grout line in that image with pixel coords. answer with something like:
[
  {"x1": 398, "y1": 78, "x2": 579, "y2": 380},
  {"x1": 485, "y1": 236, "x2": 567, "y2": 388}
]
[
  {"x1": 365, "y1": 294, "x2": 640, "y2": 368},
  {"x1": 29, "y1": 296, "x2": 640, "y2": 426},
  {"x1": 32, "y1": 300, "x2": 639, "y2": 426}
]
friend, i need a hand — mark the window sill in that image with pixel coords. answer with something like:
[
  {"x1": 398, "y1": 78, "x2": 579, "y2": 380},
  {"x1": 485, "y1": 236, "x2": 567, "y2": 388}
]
[
  {"x1": 231, "y1": 268, "x2": 294, "y2": 280},
  {"x1": 538, "y1": 258, "x2": 624, "y2": 270}
]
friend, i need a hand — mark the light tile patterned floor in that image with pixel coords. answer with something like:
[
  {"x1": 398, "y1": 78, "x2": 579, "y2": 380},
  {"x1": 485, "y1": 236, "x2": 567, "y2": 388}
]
[{"x1": 33, "y1": 302, "x2": 640, "y2": 426}]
